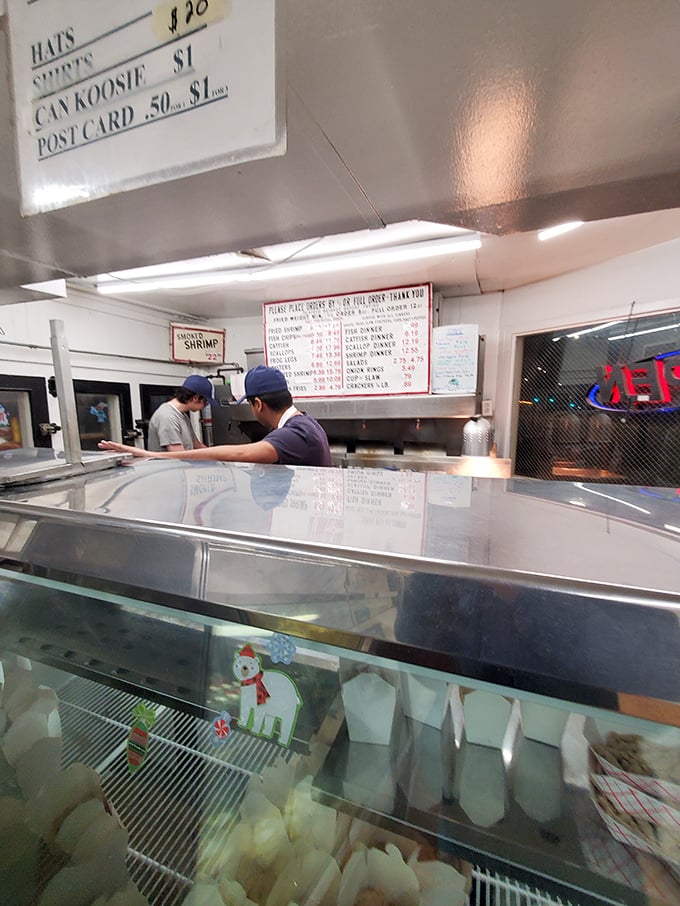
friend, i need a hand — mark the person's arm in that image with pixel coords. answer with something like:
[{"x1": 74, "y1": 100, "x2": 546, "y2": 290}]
[{"x1": 99, "y1": 439, "x2": 279, "y2": 464}]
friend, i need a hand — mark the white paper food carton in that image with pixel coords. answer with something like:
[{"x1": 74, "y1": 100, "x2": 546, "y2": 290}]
[{"x1": 342, "y1": 672, "x2": 396, "y2": 745}]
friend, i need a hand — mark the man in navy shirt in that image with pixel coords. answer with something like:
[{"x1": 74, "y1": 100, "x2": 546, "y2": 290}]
[{"x1": 100, "y1": 366, "x2": 332, "y2": 467}]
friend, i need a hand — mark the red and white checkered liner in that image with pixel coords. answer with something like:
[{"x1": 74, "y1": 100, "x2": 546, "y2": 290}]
[
  {"x1": 591, "y1": 773, "x2": 680, "y2": 880},
  {"x1": 591, "y1": 746, "x2": 680, "y2": 807},
  {"x1": 583, "y1": 717, "x2": 680, "y2": 806}
]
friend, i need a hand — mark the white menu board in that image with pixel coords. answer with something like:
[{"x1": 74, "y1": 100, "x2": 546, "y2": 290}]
[
  {"x1": 264, "y1": 284, "x2": 431, "y2": 398},
  {"x1": 7, "y1": 0, "x2": 283, "y2": 214},
  {"x1": 431, "y1": 324, "x2": 479, "y2": 394}
]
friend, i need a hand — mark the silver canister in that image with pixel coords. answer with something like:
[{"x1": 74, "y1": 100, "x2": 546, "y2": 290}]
[{"x1": 462, "y1": 415, "x2": 492, "y2": 456}]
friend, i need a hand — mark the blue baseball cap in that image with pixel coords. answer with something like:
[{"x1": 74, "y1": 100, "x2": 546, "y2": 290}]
[
  {"x1": 182, "y1": 375, "x2": 216, "y2": 403},
  {"x1": 235, "y1": 365, "x2": 289, "y2": 404}
]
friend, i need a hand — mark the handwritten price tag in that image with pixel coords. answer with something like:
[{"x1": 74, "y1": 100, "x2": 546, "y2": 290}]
[{"x1": 153, "y1": 0, "x2": 227, "y2": 41}]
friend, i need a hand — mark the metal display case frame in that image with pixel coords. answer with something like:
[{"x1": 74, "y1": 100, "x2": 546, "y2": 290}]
[{"x1": 0, "y1": 458, "x2": 679, "y2": 905}]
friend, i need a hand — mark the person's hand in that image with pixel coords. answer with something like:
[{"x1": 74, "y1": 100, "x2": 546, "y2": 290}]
[{"x1": 98, "y1": 440, "x2": 151, "y2": 458}]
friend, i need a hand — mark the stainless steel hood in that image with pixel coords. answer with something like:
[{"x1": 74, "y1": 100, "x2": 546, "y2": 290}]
[{"x1": 1, "y1": 0, "x2": 680, "y2": 296}]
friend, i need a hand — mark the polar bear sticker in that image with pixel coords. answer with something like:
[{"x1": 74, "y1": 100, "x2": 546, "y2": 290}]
[{"x1": 233, "y1": 645, "x2": 302, "y2": 747}]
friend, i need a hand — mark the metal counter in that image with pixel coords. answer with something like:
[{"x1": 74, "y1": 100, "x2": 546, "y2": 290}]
[{"x1": 0, "y1": 456, "x2": 678, "y2": 724}]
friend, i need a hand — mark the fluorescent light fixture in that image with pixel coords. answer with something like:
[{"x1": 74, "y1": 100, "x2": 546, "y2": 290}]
[
  {"x1": 552, "y1": 319, "x2": 625, "y2": 341},
  {"x1": 664, "y1": 524, "x2": 680, "y2": 535},
  {"x1": 537, "y1": 221, "x2": 584, "y2": 241},
  {"x1": 251, "y1": 235, "x2": 481, "y2": 280},
  {"x1": 607, "y1": 322, "x2": 680, "y2": 341},
  {"x1": 95, "y1": 252, "x2": 254, "y2": 285},
  {"x1": 96, "y1": 233, "x2": 481, "y2": 294},
  {"x1": 261, "y1": 220, "x2": 471, "y2": 263}
]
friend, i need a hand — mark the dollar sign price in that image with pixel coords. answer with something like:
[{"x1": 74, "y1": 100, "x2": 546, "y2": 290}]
[
  {"x1": 173, "y1": 44, "x2": 192, "y2": 73},
  {"x1": 189, "y1": 76, "x2": 208, "y2": 105},
  {"x1": 168, "y1": 6, "x2": 178, "y2": 34}
]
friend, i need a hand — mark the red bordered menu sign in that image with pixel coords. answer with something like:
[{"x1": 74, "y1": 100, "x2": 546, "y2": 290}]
[{"x1": 263, "y1": 284, "x2": 431, "y2": 398}]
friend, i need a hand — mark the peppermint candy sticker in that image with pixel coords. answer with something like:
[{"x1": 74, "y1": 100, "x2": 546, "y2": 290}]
[{"x1": 211, "y1": 710, "x2": 233, "y2": 745}]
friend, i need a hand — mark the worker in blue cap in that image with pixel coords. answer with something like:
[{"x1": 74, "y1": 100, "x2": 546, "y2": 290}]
[
  {"x1": 142, "y1": 375, "x2": 216, "y2": 452},
  {"x1": 100, "y1": 366, "x2": 331, "y2": 467}
]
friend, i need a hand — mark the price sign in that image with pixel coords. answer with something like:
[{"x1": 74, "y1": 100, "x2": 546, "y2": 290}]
[
  {"x1": 6, "y1": 0, "x2": 283, "y2": 214},
  {"x1": 264, "y1": 284, "x2": 431, "y2": 398}
]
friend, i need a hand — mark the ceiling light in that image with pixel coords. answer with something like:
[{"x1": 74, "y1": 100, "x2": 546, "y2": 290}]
[
  {"x1": 261, "y1": 220, "x2": 472, "y2": 263},
  {"x1": 96, "y1": 234, "x2": 481, "y2": 294},
  {"x1": 537, "y1": 221, "x2": 584, "y2": 241},
  {"x1": 250, "y1": 235, "x2": 481, "y2": 281},
  {"x1": 552, "y1": 319, "x2": 625, "y2": 341},
  {"x1": 607, "y1": 322, "x2": 680, "y2": 341},
  {"x1": 95, "y1": 252, "x2": 255, "y2": 286}
]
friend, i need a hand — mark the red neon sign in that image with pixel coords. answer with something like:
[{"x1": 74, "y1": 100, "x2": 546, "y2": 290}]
[{"x1": 588, "y1": 350, "x2": 680, "y2": 412}]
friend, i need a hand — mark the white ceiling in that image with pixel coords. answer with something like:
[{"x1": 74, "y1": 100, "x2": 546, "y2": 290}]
[{"x1": 2, "y1": 1, "x2": 680, "y2": 319}]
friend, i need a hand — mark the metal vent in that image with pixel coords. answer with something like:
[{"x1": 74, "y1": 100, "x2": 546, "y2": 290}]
[{"x1": 471, "y1": 867, "x2": 617, "y2": 906}]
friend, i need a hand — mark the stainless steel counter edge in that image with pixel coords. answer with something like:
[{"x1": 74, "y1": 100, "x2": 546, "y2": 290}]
[
  {"x1": 0, "y1": 497, "x2": 677, "y2": 607},
  {"x1": 1, "y1": 499, "x2": 679, "y2": 726}
]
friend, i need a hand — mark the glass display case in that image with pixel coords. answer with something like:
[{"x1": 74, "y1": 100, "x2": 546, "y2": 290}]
[{"x1": 0, "y1": 455, "x2": 679, "y2": 905}]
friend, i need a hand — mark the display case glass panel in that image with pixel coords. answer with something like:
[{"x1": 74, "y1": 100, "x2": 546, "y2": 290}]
[
  {"x1": 1, "y1": 563, "x2": 679, "y2": 905},
  {"x1": 0, "y1": 463, "x2": 679, "y2": 905}
]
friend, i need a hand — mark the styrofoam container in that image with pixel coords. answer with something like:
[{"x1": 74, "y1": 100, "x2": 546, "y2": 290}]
[
  {"x1": 520, "y1": 700, "x2": 569, "y2": 748},
  {"x1": 400, "y1": 673, "x2": 449, "y2": 728},
  {"x1": 513, "y1": 737, "x2": 562, "y2": 822},
  {"x1": 456, "y1": 741, "x2": 507, "y2": 827},
  {"x1": 462, "y1": 689, "x2": 512, "y2": 749},
  {"x1": 342, "y1": 672, "x2": 396, "y2": 745}
]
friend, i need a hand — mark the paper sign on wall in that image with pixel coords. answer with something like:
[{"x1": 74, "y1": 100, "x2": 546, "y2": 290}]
[
  {"x1": 6, "y1": 0, "x2": 284, "y2": 214},
  {"x1": 264, "y1": 284, "x2": 431, "y2": 397},
  {"x1": 171, "y1": 323, "x2": 225, "y2": 363},
  {"x1": 431, "y1": 324, "x2": 479, "y2": 395}
]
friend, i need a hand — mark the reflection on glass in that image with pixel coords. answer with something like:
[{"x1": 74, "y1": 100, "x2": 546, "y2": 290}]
[
  {"x1": 0, "y1": 390, "x2": 33, "y2": 449},
  {"x1": 76, "y1": 392, "x2": 120, "y2": 450}
]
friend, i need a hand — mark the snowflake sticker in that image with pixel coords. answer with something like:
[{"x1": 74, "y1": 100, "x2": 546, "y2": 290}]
[
  {"x1": 211, "y1": 710, "x2": 233, "y2": 745},
  {"x1": 267, "y1": 633, "x2": 296, "y2": 665}
]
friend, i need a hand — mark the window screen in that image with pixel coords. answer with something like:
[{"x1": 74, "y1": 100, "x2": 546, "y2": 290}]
[{"x1": 515, "y1": 311, "x2": 680, "y2": 486}]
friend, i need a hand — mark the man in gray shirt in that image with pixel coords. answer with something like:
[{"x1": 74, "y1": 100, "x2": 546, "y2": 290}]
[
  {"x1": 102, "y1": 367, "x2": 331, "y2": 466},
  {"x1": 147, "y1": 375, "x2": 216, "y2": 452}
]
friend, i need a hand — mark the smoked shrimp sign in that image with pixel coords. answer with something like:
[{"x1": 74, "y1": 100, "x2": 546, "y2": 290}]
[
  {"x1": 171, "y1": 322, "x2": 225, "y2": 363},
  {"x1": 6, "y1": 0, "x2": 283, "y2": 214}
]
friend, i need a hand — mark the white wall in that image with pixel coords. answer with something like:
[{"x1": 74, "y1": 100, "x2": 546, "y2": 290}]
[
  {"x1": 4, "y1": 237, "x2": 680, "y2": 458},
  {"x1": 443, "y1": 237, "x2": 680, "y2": 458},
  {"x1": 0, "y1": 287, "x2": 212, "y2": 451},
  {"x1": 208, "y1": 314, "x2": 264, "y2": 365}
]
